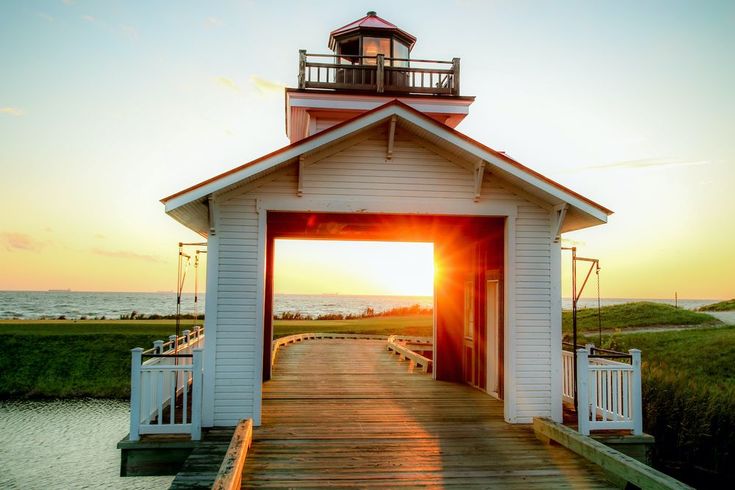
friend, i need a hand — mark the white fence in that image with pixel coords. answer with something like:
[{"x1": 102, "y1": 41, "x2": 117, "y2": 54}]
[
  {"x1": 129, "y1": 327, "x2": 204, "y2": 441},
  {"x1": 562, "y1": 347, "x2": 642, "y2": 436}
]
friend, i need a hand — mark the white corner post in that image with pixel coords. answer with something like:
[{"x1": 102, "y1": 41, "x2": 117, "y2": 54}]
[
  {"x1": 549, "y1": 231, "x2": 563, "y2": 423},
  {"x1": 630, "y1": 349, "x2": 643, "y2": 435},
  {"x1": 202, "y1": 197, "x2": 219, "y2": 428},
  {"x1": 129, "y1": 347, "x2": 143, "y2": 441},
  {"x1": 576, "y1": 348, "x2": 590, "y2": 436},
  {"x1": 153, "y1": 340, "x2": 163, "y2": 354},
  {"x1": 191, "y1": 348, "x2": 204, "y2": 440}
]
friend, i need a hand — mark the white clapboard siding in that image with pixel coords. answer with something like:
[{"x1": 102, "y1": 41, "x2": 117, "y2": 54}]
[
  {"x1": 212, "y1": 129, "x2": 556, "y2": 425},
  {"x1": 213, "y1": 197, "x2": 260, "y2": 426}
]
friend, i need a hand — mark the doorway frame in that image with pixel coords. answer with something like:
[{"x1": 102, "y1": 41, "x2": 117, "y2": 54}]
[{"x1": 246, "y1": 197, "x2": 518, "y2": 426}]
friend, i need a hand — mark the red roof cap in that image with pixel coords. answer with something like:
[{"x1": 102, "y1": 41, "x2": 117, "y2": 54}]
[{"x1": 329, "y1": 11, "x2": 417, "y2": 51}]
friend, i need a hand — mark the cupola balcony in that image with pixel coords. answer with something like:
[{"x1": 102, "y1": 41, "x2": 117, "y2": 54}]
[{"x1": 297, "y1": 50, "x2": 460, "y2": 96}]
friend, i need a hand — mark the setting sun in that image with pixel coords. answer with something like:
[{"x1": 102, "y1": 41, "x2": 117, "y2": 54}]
[{"x1": 274, "y1": 240, "x2": 434, "y2": 297}]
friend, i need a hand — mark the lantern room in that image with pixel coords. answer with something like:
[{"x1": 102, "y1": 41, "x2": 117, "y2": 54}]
[{"x1": 328, "y1": 11, "x2": 416, "y2": 67}]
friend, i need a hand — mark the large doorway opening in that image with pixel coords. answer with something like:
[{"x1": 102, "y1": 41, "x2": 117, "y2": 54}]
[
  {"x1": 261, "y1": 211, "x2": 505, "y2": 396},
  {"x1": 273, "y1": 238, "x2": 434, "y2": 333}
]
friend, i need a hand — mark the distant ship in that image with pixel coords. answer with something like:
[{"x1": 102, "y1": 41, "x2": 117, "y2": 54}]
[{"x1": 48, "y1": 289, "x2": 72, "y2": 292}]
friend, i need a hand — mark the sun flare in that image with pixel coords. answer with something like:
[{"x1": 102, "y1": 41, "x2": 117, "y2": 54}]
[{"x1": 274, "y1": 240, "x2": 434, "y2": 297}]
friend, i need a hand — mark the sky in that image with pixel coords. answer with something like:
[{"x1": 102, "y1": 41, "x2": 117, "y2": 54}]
[{"x1": 0, "y1": 0, "x2": 733, "y2": 299}]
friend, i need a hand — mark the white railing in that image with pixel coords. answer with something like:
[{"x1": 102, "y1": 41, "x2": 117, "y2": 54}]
[
  {"x1": 563, "y1": 347, "x2": 642, "y2": 436},
  {"x1": 129, "y1": 326, "x2": 205, "y2": 441}
]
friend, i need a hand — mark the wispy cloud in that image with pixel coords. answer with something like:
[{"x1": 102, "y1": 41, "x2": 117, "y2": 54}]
[
  {"x1": 205, "y1": 17, "x2": 222, "y2": 28},
  {"x1": 0, "y1": 107, "x2": 24, "y2": 117},
  {"x1": 81, "y1": 14, "x2": 96, "y2": 23},
  {"x1": 579, "y1": 158, "x2": 710, "y2": 172},
  {"x1": 120, "y1": 24, "x2": 139, "y2": 41},
  {"x1": 92, "y1": 248, "x2": 163, "y2": 263},
  {"x1": 37, "y1": 12, "x2": 55, "y2": 22},
  {"x1": 215, "y1": 77, "x2": 241, "y2": 93},
  {"x1": 250, "y1": 75, "x2": 285, "y2": 95},
  {"x1": 62, "y1": 0, "x2": 75, "y2": 5},
  {"x1": 1, "y1": 232, "x2": 46, "y2": 252}
]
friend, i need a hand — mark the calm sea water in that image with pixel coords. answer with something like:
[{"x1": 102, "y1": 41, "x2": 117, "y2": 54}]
[
  {"x1": 0, "y1": 399, "x2": 171, "y2": 489},
  {"x1": 0, "y1": 290, "x2": 718, "y2": 320}
]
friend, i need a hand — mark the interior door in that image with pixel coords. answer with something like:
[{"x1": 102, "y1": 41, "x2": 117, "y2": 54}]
[
  {"x1": 463, "y1": 279, "x2": 475, "y2": 385},
  {"x1": 486, "y1": 279, "x2": 500, "y2": 397}
]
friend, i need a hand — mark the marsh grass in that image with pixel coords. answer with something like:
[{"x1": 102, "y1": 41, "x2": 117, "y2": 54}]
[
  {"x1": 698, "y1": 298, "x2": 735, "y2": 312},
  {"x1": 562, "y1": 301, "x2": 718, "y2": 333},
  {"x1": 595, "y1": 326, "x2": 735, "y2": 486}
]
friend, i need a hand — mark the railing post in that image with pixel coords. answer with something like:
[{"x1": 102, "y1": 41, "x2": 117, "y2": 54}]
[
  {"x1": 153, "y1": 340, "x2": 163, "y2": 354},
  {"x1": 630, "y1": 349, "x2": 643, "y2": 435},
  {"x1": 169, "y1": 334, "x2": 178, "y2": 353},
  {"x1": 585, "y1": 343, "x2": 594, "y2": 354},
  {"x1": 129, "y1": 347, "x2": 143, "y2": 441},
  {"x1": 576, "y1": 348, "x2": 590, "y2": 436},
  {"x1": 376, "y1": 54, "x2": 384, "y2": 93},
  {"x1": 452, "y1": 57, "x2": 460, "y2": 95},
  {"x1": 183, "y1": 329, "x2": 191, "y2": 347},
  {"x1": 298, "y1": 49, "x2": 306, "y2": 89},
  {"x1": 191, "y1": 348, "x2": 203, "y2": 440}
]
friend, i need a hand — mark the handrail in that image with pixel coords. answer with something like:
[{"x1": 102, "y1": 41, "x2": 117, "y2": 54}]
[
  {"x1": 564, "y1": 347, "x2": 643, "y2": 436},
  {"x1": 298, "y1": 50, "x2": 460, "y2": 96},
  {"x1": 386, "y1": 335, "x2": 433, "y2": 373},
  {"x1": 129, "y1": 326, "x2": 205, "y2": 441},
  {"x1": 212, "y1": 419, "x2": 253, "y2": 490}
]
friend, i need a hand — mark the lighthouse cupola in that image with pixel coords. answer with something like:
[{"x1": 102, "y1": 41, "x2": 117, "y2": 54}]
[
  {"x1": 287, "y1": 12, "x2": 474, "y2": 143},
  {"x1": 328, "y1": 11, "x2": 415, "y2": 68}
]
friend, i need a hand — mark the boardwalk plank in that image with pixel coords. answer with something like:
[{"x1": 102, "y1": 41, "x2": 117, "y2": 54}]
[{"x1": 242, "y1": 339, "x2": 615, "y2": 488}]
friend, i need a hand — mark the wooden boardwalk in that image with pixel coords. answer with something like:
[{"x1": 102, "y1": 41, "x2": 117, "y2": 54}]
[{"x1": 242, "y1": 339, "x2": 615, "y2": 488}]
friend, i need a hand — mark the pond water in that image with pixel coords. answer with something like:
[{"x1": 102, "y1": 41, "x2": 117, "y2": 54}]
[{"x1": 0, "y1": 399, "x2": 172, "y2": 489}]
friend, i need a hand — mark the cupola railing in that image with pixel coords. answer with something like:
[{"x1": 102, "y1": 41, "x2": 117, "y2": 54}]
[{"x1": 298, "y1": 51, "x2": 460, "y2": 96}]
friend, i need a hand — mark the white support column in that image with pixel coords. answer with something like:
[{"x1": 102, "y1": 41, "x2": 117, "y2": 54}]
[
  {"x1": 202, "y1": 202, "x2": 220, "y2": 428},
  {"x1": 550, "y1": 238, "x2": 563, "y2": 422},
  {"x1": 504, "y1": 215, "x2": 518, "y2": 423},
  {"x1": 251, "y1": 204, "x2": 267, "y2": 426},
  {"x1": 630, "y1": 349, "x2": 643, "y2": 435},
  {"x1": 191, "y1": 349, "x2": 203, "y2": 441},
  {"x1": 576, "y1": 348, "x2": 590, "y2": 435},
  {"x1": 129, "y1": 348, "x2": 143, "y2": 441},
  {"x1": 153, "y1": 340, "x2": 163, "y2": 354}
]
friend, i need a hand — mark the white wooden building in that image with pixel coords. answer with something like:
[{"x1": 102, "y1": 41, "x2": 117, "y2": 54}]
[{"x1": 158, "y1": 12, "x2": 613, "y2": 431}]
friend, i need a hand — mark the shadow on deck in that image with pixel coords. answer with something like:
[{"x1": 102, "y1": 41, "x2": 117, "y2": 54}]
[{"x1": 243, "y1": 339, "x2": 615, "y2": 488}]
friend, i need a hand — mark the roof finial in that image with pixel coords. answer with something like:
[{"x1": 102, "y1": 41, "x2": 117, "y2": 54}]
[{"x1": 366, "y1": 11, "x2": 377, "y2": 17}]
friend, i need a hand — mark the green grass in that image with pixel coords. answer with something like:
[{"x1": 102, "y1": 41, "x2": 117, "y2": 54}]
[
  {"x1": 602, "y1": 326, "x2": 735, "y2": 385},
  {"x1": 273, "y1": 314, "x2": 432, "y2": 338},
  {"x1": 0, "y1": 316, "x2": 431, "y2": 399},
  {"x1": 562, "y1": 301, "x2": 718, "y2": 333},
  {"x1": 594, "y1": 327, "x2": 735, "y2": 485},
  {"x1": 698, "y1": 298, "x2": 735, "y2": 312}
]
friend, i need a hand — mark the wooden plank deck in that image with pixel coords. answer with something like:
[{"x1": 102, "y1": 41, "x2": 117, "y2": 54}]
[
  {"x1": 169, "y1": 428, "x2": 233, "y2": 489},
  {"x1": 242, "y1": 339, "x2": 616, "y2": 488}
]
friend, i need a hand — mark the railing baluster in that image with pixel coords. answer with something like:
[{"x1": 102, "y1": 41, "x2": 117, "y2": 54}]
[{"x1": 169, "y1": 370, "x2": 175, "y2": 424}]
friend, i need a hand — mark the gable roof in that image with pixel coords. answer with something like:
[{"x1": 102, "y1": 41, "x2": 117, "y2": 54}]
[{"x1": 162, "y1": 100, "x2": 612, "y2": 235}]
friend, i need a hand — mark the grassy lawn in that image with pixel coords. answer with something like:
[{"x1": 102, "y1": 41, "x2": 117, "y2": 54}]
[
  {"x1": 0, "y1": 316, "x2": 431, "y2": 399},
  {"x1": 602, "y1": 326, "x2": 735, "y2": 385},
  {"x1": 562, "y1": 301, "x2": 718, "y2": 333},
  {"x1": 698, "y1": 298, "x2": 735, "y2": 311},
  {"x1": 594, "y1": 326, "x2": 735, "y2": 485},
  {"x1": 274, "y1": 314, "x2": 432, "y2": 338}
]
